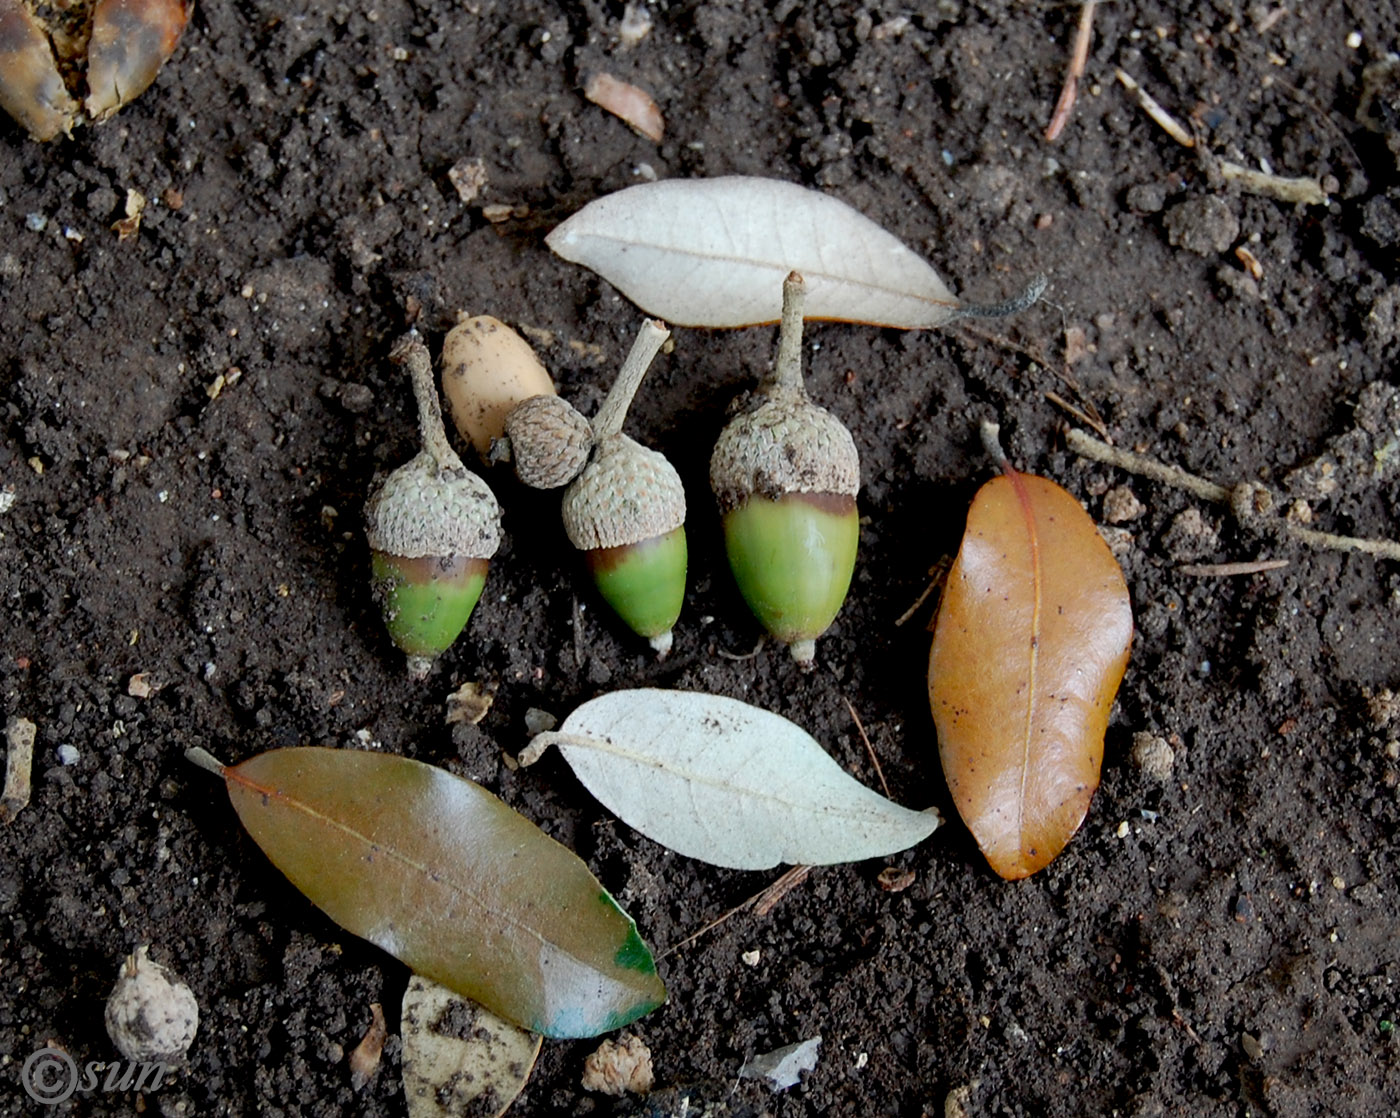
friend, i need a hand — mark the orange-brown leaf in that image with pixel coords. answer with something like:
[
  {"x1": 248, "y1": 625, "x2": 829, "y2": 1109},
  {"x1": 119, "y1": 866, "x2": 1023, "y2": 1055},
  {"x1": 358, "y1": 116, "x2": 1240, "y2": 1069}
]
[{"x1": 928, "y1": 471, "x2": 1132, "y2": 879}]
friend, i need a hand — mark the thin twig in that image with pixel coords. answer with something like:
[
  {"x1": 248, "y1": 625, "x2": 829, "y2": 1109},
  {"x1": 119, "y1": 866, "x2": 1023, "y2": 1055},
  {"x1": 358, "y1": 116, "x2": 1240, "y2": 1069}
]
[
  {"x1": 1178, "y1": 559, "x2": 1290, "y2": 577},
  {"x1": 1115, "y1": 69, "x2": 1329, "y2": 205},
  {"x1": 1115, "y1": 68, "x2": 1195, "y2": 147},
  {"x1": 1066, "y1": 428, "x2": 1400, "y2": 561},
  {"x1": 953, "y1": 322, "x2": 1110, "y2": 441},
  {"x1": 1045, "y1": 391, "x2": 1111, "y2": 441},
  {"x1": 754, "y1": 865, "x2": 813, "y2": 917},
  {"x1": 843, "y1": 699, "x2": 890, "y2": 798},
  {"x1": 1045, "y1": 1, "x2": 1098, "y2": 142},
  {"x1": 658, "y1": 865, "x2": 814, "y2": 959},
  {"x1": 1218, "y1": 161, "x2": 1328, "y2": 206},
  {"x1": 894, "y1": 560, "x2": 949, "y2": 627},
  {"x1": 1065, "y1": 428, "x2": 1231, "y2": 503}
]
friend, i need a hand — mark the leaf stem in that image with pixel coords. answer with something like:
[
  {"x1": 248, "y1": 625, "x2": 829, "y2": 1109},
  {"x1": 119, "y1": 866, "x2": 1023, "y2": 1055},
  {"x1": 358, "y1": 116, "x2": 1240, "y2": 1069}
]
[
  {"x1": 184, "y1": 746, "x2": 228, "y2": 776},
  {"x1": 766, "y1": 271, "x2": 808, "y2": 395},
  {"x1": 592, "y1": 319, "x2": 671, "y2": 440},
  {"x1": 979, "y1": 419, "x2": 1012, "y2": 473},
  {"x1": 518, "y1": 730, "x2": 609, "y2": 767},
  {"x1": 955, "y1": 274, "x2": 1048, "y2": 320},
  {"x1": 391, "y1": 332, "x2": 466, "y2": 475}
]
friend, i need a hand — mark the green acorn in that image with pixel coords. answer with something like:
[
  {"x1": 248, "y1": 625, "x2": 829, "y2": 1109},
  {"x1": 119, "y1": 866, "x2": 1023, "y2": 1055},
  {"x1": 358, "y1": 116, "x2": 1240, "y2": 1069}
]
[
  {"x1": 365, "y1": 333, "x2": 503, "y2": 679},
  {"x1": 560, "y1": 320, "x2": 686, "y2": 657},
  {"x1": 710, "y1": 272, "x2": 859, "y2": 667}
]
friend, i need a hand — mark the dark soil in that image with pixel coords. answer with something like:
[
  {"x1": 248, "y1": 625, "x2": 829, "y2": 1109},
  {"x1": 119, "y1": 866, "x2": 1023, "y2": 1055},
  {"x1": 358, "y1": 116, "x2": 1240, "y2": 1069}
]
[{"x1": 3, "y1": 2, "x2": 1399, "y2": 1116}]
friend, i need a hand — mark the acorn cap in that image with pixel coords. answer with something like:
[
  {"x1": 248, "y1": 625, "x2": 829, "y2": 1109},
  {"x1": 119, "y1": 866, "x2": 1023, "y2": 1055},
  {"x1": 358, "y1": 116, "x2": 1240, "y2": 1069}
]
[
  {"x1": 562, "y1": 435, "x2": 686, "y2": 551},
  {"x1": 710, "y1": 393, "x2": 860, "y2": 512},
  {"x1": 504, "y1": 394, "x2": 594, "y2": 488},
  {"x1": 365, "y1": 452, "x2": 502, "y2": 560}
]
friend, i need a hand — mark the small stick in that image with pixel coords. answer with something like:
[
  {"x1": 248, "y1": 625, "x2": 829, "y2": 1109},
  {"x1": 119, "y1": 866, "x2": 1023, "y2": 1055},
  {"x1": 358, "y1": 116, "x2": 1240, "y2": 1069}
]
[
  {"x1": 1065, "y1": 428, "x2": 1231, "y2": 503},
  {"x1": 1218, "y1": 161, "x2": 1328, "y2": 206},
  {"x1": 1045, "y1": 1, "x2": 1098, "y2": 142},
  {"x1": 1115, "y1": 68, "x2": 1196, "y2": 148},
  {"x1": 1, "y1": 716, "x2": 36, "y2": 825},
  {"x1": 1178, "y1": 559, "x2": 1290, "y2": 577},
  {"x1": 1115, "y1": 69, "x2": 1330, "y2": 206},
  {"x1": 753, "y1": 864, "x2": 813, "y2": 917},
  {"x1": 1286, "y1": 524, "x2": 1400, "y2": 561},
  {"x1": 1045, "y1": 390, "x2": 1111, "y2": 442},
  {"x1": 658, "y1": 864, "x2": 815, "y2": 959},
  {"x1": 894, "y1": 560, "x2": 949, "y2": 627},
  {"x1": 843, "y1": 699, "x2": 890, "y2": 798},
  {"x1": 1066, "y1": 428, "x2": 1400, "y2": 561}
]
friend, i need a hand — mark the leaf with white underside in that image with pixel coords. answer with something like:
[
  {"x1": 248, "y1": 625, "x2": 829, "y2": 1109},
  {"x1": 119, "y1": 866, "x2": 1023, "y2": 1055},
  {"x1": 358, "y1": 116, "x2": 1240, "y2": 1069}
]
[
  {"x1": 546, "y1": 176, "x2": 962, "y2": 329},
  {"x1": 521, "y1": 689, "x2": 939, "y2": 870}
]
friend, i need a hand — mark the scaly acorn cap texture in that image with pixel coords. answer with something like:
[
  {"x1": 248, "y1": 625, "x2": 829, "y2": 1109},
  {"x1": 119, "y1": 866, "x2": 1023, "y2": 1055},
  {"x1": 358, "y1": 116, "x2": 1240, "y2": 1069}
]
[
  {"x1": 562, "y1": 435, "x2": 686, "y2": 551},
  {"x1": 710, "y1": 392, "x2": 859, "y2": 512},
  {"x1": 365, "y1": 453, "x2": 502, "y2": 560},
  {"x1": 503, "y1": 394, "x2": 594, "y2": 488}
]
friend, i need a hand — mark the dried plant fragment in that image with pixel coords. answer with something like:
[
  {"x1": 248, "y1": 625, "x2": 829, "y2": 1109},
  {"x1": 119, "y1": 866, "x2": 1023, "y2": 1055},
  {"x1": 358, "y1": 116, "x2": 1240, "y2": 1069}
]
[
  {"x1": 1, "y1": 715, "x2": 36, "y2": 824},
  {"x1": 402, "y1": 975, "x2": 541, "y2": 1118},
  {"x1": 583, "y1": 72, "x2": 664, "y2": 142}
]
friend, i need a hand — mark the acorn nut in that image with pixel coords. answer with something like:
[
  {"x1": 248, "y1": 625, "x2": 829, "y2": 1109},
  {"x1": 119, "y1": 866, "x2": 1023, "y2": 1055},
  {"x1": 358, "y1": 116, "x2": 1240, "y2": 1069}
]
[
  {"x1": 440, "y1": 314, "x2": 557, "y2": 459},
  {"x1": 0, "y1": 0, "x2": 192, "y2": 142},
  {"x1": 104, "y1": 945, "x2": 199, "y2": 1066},
  {"x1": 710, "y1": 272, "x2": 859, "y2": 667},
  {"x1": 365, "y1": 333, "x2": 503, "y2": 679},
  {"x1": 562, "y1": 320, "x2": 686, "y2": 657}
]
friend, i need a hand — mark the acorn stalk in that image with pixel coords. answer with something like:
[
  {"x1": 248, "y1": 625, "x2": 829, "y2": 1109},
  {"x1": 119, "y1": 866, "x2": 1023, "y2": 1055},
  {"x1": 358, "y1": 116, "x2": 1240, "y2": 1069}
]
[
  {"x1": 561, "y1": 320, "x2": 686, "y2": 657},
  {"x1": 364, "y1": 334, "x2": 503, "y2": 679},
  {"x1": 710, "y1": 272, "x2": 860, "y2": 667}
]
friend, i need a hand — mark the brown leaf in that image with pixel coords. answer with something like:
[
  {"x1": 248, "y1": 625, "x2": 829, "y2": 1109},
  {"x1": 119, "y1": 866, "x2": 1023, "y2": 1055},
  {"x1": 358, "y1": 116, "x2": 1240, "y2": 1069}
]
[
  {"x1": 928, "y1": 470, "x2": 1132, "y2": 879},
  {"x1": 218, "y1": 747, "x2": 666, "y2": 1037}
]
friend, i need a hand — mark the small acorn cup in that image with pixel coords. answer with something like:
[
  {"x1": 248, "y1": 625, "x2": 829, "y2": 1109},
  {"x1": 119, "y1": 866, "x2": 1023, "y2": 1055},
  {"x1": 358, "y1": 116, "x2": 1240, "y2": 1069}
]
[
  {"x1": 364, "y1": 333, "x2": 503, "y2": 679},
  {"x1": 561, "y1": 320, "x2": 686, "y2": 657},
  {"x1": 710, "y1": 272, "x2": 860, "y2": 667}
]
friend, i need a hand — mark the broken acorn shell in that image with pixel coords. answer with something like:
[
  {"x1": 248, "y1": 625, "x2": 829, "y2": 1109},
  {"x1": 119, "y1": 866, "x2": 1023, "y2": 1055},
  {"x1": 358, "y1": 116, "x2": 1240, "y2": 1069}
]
[
  {"x1": 710, "y1": 272, "x2": 859, "y2": 667},
  {"x1": 561, "y1": 320, "x2": 686, "y2": 657},
  {"x1": 0, "y1": 0, "x2": 191, "y2": 142},
  {"x1": 441, "y1": 315, "x2": 556, "y2": 459},
  {"x1": 104, "y1": 945, "x2": 199, "y2": 1066},
  {"x1": 365, "y1": 334, "x2": 503, "y2": 679}
]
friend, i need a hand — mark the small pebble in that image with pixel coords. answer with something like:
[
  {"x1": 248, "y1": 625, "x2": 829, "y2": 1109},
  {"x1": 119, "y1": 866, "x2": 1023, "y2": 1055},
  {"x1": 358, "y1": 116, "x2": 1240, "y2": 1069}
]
[
  {"x1": 741, "y1": 949, "x2": 761, "y2": 966},
  {"x1": 1163, "y1": 195, "x2": 1240, "y2": 256},
  {"x1": 56, "y1": 744, "x2": 80, "y2": 766},
  {"x1": 1131, "y1": 732, "x2": 1175, "y2": 782},
  {"x1": 524, "y1": 707, "x2": 557, "y2": 735},
  {"x1": 1102, "y1": 485, "x2": 1146, "y2": 523}
]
